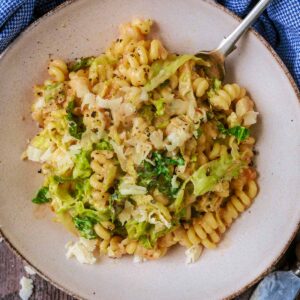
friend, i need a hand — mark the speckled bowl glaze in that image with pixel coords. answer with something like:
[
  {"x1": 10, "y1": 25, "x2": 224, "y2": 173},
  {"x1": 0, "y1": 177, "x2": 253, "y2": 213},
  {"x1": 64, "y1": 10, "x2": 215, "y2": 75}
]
[{"x1": 0, "y1": 0, "x2": 299, "y2": 299}]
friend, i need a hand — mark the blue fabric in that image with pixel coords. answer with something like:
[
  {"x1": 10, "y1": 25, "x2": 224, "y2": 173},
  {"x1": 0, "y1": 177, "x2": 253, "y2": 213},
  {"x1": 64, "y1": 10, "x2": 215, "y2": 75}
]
[
  {"x1": 0, "y1": 0, "x2": 64, "y2": 51},
  {"x1": 250, "y1": 271, "x2": 300, "y2": 300},
  {"x1": 0, "y1": 0, "x2": 299, "y2": 87},
  {"x1": 217, "y1": 0, "x2": 300, "y2": 87}
]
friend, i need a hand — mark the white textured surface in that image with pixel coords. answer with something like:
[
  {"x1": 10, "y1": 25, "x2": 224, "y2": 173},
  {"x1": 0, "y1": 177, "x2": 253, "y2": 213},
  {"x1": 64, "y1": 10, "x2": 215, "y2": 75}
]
[
  {"x1": 0, "y1": 0, "x2": 299, "y2": 299},
  {"x1": 65, "y1": 238, "x2": 97, "y2": 264},
  {"x1": 185, "y1": 245, "x2": 203, "y2": 264},
  {"x1": 19, "y1": 277, "x2": 33, "y2": 300},
  {"x1": 24, "y1": 265, "x2": 36, "y2": 276}
]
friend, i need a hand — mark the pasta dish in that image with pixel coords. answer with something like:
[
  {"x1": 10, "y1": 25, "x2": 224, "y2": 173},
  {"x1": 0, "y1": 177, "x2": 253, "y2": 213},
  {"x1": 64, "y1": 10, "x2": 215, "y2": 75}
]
[{"x1": 24, "y1": 19, "x2": 258, "y2": 264}]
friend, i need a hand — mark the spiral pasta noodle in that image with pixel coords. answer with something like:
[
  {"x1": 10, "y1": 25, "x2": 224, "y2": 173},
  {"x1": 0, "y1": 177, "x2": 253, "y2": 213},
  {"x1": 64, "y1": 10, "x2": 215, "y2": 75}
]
[
  {"x1": 48, "y1": 59, "x2": 69, "y2": 82},
  {"x1": 209, "y1": 83, "x2": 246, "y2": 110},
  {"x1": 192, "y1": 77, "x2": 209, "y2": 98},
  {"x1": 90, "y1": 150, "x2": 117, "y2": 209},
  {"x1": 175, "y1": 179, "x2": 258, "y2": 249}
]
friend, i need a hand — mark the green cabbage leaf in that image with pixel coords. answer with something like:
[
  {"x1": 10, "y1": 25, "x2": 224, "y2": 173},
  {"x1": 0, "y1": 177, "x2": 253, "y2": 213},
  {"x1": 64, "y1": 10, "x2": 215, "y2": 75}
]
[
  {"x1": 173, "y1": 154, "x2": 244, "y2": 213},
  {"x1": 144, "y1": 55, "x2": 210, "y2": 92}
]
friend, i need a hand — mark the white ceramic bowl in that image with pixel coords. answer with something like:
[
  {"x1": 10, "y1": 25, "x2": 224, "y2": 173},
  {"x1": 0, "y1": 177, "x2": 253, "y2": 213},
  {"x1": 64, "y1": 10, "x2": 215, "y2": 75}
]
[{"x1": 0, "y1": 0, "x2": 299, "y2": 299}]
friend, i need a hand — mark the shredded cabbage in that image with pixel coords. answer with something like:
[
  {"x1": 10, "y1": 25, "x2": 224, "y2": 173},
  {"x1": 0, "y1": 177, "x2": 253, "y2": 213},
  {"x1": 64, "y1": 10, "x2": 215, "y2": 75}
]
[
  {"x1": 73, "y1": 150, "x2": 92, "y2": 179},
  {"x1": 152, "y1": 98, "x2": 165, "y2": 116},
  {"x1": 89, "y1": 54, "x2": 116, "y2": 84},
  {"x1": 145, "y1": 55, "x2": 210, "y2": 92},
  {"x1": 119, "y1": 181, "x2": 147, "y2": 196},
  {"x1": 165, "y1": 116, "x2": 193, "y2": 151},
  {"x1": 173, "y1": 154, "x2": 245, "y2": 213}
]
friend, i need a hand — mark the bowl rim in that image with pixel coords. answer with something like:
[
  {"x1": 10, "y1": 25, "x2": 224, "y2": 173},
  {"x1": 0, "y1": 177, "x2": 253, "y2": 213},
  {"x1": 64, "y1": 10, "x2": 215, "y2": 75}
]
[{"x1": 0, "y1": 0, "x2": 299, "y2": 299}]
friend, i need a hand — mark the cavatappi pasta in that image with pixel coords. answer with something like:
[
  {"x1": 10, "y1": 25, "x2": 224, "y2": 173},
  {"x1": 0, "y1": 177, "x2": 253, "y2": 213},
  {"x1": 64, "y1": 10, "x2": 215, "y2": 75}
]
[{"x1": 24, "y1": 19, "x2": 259, "y2": 264}]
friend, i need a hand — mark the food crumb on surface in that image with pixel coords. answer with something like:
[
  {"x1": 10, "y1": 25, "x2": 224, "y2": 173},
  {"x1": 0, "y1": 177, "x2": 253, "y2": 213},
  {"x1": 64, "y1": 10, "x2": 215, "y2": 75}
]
[
  {"x1": 65, "y1": 238, "x2": 97, "y2": 264},
  {"x1": 185, "y1": 245, "x2": 203, "y2": 264},
  {"x1": 19, "y1": 276, "x2": 33, "y2": 300},
  {"x1": 133, "y1": 255, "x2": 147, "y2": 263},
  {"x1": 24, "y1": 265, "x2": 36, "y2": 276}
]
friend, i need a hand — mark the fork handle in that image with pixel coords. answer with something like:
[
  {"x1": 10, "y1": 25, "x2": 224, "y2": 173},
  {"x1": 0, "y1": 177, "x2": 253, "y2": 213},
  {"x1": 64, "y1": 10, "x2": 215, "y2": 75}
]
[{"x1": 216, "y1": 0, "x2": 272, "y2": 57}]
